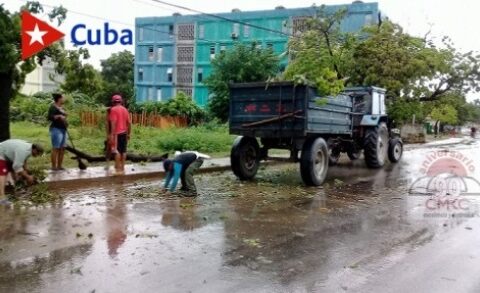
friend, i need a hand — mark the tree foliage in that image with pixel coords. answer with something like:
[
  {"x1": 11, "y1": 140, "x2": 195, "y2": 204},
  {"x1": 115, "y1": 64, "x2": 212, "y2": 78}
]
[
  {"x1": 388, "y1": 99, "x2": 424, "y2": 125},
  {"x1": 204, "y1": 43, "x2": 279, "y2": 122},
  {"x1": 350, "y1": 23, "x2": 480, "y2": 102},
  {"x1": 130, "y1": 92, "x2": 205, "y2": 125},
  {"x1": 0, "y1": 1, "x2": 67, "y2": 141},
  {"x1": 286, "y1": 6, "x2": 480, "y2": 126},
  {"x1": 285, "y1": 5, "x2": 350, "y2": 95},
  {"x1": 56, "y1": 48, "x2": 103, "y2": 98},
  {"x1": 98, "y1": 50, "x2": 135, "y2": 106},
  {"x1": 430, "y1": 104, "x2": 458, "y2": 125}
]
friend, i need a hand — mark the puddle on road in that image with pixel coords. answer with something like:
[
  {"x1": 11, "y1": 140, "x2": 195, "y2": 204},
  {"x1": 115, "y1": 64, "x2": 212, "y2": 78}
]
[{"x1": 0, "y1": 141, "x2": 479, "y2": 292}]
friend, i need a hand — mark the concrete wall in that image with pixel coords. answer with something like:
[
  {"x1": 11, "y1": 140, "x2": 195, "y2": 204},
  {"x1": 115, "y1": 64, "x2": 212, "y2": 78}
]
[{"x1": 401, "y1": 124, "x2": 426, "y2": 143}]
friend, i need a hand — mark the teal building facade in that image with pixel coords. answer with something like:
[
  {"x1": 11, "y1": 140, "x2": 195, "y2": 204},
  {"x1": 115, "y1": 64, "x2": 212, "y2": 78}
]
[{"x1": 134, "y1": 2, "x2": 380, "y2": 106}]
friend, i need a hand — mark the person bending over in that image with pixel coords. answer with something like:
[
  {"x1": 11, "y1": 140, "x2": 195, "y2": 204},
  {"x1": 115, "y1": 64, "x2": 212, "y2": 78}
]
[
  {"x1": 163, "y1": 151, "x2": 210, "y2": 195},
  {"x1": 0, "y1": 139, "x2": 44, "y2": 206}
]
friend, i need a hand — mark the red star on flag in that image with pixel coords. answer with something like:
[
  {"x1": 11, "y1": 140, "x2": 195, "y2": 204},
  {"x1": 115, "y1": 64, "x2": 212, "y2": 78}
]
[{"x1": 21, "y1": 11, "x2": 65, "y2": 60}]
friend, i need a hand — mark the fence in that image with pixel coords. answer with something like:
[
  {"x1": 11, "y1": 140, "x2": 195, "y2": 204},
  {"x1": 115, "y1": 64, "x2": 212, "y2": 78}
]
[{"x1": 80, "y1": 111, "x2": 188, "y2": 129}]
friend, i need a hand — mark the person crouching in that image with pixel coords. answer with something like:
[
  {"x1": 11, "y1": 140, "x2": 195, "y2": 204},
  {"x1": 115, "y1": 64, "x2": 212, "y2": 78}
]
[
  {"x1": 0, "y1": 140, "x2": 44, "y2": 206},
  {"x1": 163, "y1": 151, "x2": 210, "y2": 195}
]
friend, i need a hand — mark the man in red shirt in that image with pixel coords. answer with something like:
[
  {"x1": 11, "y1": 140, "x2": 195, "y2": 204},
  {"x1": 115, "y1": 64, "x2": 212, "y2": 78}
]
[{"x1": 108, "y1": 95, "x2": 131, "y2": 174}]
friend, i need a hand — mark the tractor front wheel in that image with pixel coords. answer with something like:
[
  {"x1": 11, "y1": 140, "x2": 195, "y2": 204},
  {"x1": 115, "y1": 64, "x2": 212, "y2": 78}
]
[{"x1": 388, "y1": 138, "x2": 403, "y2": 163}]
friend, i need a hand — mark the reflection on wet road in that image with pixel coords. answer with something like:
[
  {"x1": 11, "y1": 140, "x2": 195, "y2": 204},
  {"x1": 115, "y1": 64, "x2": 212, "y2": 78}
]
[{"x1": 0, "y1": 139, "x2": 479, "y2": 293}]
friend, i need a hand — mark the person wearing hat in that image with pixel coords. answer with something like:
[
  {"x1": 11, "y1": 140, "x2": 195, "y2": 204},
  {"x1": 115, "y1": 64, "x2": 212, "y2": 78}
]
[
  {"x1": 163, "y1": 151, "x2": 211, "y2": 195},
  {"x1": 108, "y1": 94, "x2": 131, "y2": 174},
  {"x1": 0, "y1": 139, "x2": 44, "y2": 206}
]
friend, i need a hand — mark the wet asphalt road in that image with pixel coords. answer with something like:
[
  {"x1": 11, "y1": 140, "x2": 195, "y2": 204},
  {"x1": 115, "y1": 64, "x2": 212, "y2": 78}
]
[{"x1": 0, "y1": 138, "x2": 479, "y2": 293}]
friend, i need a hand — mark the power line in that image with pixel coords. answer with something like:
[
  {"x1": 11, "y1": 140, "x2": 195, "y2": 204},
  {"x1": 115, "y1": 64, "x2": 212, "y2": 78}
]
[{"x1": 145, "y1": 0, "x2": 293, "y2": 37}]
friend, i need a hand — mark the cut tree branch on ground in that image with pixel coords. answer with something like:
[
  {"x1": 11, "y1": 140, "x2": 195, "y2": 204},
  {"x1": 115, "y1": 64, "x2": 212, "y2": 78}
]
[{"x1": 65, "y1": 146, "x2": 168, "y2": 163}]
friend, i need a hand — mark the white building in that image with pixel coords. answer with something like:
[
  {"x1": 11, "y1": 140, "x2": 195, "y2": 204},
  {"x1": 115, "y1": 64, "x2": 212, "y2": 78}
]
[{"x1": 20, "y1": 57, "x2": 64, "y2": 95}]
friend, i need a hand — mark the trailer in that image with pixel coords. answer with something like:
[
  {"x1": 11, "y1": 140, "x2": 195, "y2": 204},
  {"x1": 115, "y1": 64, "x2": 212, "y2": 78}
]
[{"x1": 229, "y1": 81, "x2": 403, "y2": 186}]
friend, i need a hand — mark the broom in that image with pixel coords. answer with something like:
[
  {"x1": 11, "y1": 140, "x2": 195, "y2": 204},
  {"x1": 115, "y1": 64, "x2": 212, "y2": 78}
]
[{"x1": 66, "y1": 130, "x2": 87, "y2": 170}]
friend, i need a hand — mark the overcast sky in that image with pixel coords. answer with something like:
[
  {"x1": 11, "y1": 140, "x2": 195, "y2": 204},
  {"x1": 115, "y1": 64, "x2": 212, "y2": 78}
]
[{"x1": 4, "y1": 0, "x2": 479, "y2": 100}]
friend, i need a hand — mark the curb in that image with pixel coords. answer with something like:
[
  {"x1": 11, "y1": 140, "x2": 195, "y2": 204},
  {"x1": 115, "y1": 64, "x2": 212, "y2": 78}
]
[{"x1": 46, "y1": 160, "x2": 286, "y2": 188}]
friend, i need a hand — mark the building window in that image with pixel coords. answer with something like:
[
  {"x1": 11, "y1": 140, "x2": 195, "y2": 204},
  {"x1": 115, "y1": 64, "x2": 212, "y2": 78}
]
[
  {"x1": 139, "y1": 27, "x2": 144, "y2": 41},
  {"x1": 244, "y1": 25, "x2": 250, "y2": 38},
  {"x1": 176, "y1": 66, "x2": 193, "y2": 85},
  {"x1": 148, "y1": 46, "x2": 154, "y2": 61},
  {"x1": 210, "y1": 45, "x2": 216, "y2": 60},
  {"x1": 177, "y1": 87, "x2": 193, "y2": 97},
  {"x1": 167, "y1": 68, "x2": 173, "y2": 82},
  {"x1": 293, "y1": 16, "x2": 309, "y2": 36},
  {"x1": 168, "y1": 24, "x2": 174, "y2": 36},
  {"x1": 281, "y1": 20, "x2": 289, "y2": 34},
  {"x1": 220, "y1": 45, "x2": 227, "y2": 53},
  {"x1": 365, "y1": 14, "x2": 373, "y2": 25},
  {"x1": 148, "y1": 87, "x2": 154, "y2": 101},
  {"x1": 267, "y1": 43, "x2": 274, "y2": 50},
  {"x1": 198, "y1": 25, "x2": 205, "y2": 39},
  {"x1": 256, "y1": 43, "x2": 262, "y2": 49},
  {"x1": 177, "y1": 23, "x2": 195, "y2": 41},
  {"x1": 138, "y1": 68, "x2": 144, "y2": 81},
  {"x1": 156, "y1": 88, "x2": 162, "y2": 101},
  {"x1": 177, "y1": 46, "x2": 194, "y2": 63},
  {"x1": 232, "y1": 23, "x2": 240, "y2": 38},
  {"x1": 197, "y1": 68, "x2": 203, "y2": 82},
  {"x1": 157, "y1": 47, "x2": 163, "y2": 62}
]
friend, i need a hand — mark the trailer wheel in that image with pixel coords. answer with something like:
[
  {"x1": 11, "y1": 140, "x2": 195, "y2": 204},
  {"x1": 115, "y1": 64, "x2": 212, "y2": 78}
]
[
  {"x1": 231, "y1": 136, "x2": 260, "y2": 180},
  {"x1": 364, "y1": 123, "x2": 389, "y2": 168},
  {"x1": 388, "y1": 138, "x2": 403, "y2": 163},
  {"x1": 300, "y1": 137, "x2": 329, "y2": 186}
]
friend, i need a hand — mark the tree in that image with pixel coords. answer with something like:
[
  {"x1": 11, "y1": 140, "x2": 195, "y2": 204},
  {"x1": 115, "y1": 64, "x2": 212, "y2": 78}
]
[
  {"x1": 56, "y1": 48, "x2": 103, "y2": 99},
  {"x1": 430, "y1": 104, "x2": 458, "y2": 127},
  {"x1": 0, "y1": 2, "x2": 66, "y2": 141},
  {"x1": 288, "y1": 12, "x2": 480, "y2": 126},
  {"x1": 98, "y1": 50, "x2": 134, "y2": 106},
  {"x1": 204, "y1": 43, "x2": 279, "y2": 122},
  {"x1": 284, "y1": 5, "x2": 351, "y2": 95},
  {"x1": 388, "y1": 98, "x2": 424, "y2": 125},
  {"x1": 350, "y1": 21, "x2": 480, "y2": 102}
]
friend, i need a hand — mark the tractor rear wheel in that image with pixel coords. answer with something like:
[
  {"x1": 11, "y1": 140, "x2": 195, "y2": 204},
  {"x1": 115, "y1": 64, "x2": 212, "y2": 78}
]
[
  {"x1": 300, "y1": 137, "x2": 329, "y2": 186},
  {"x1": 363, "y1": 123, "x2": 389, "y2": 168}
]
